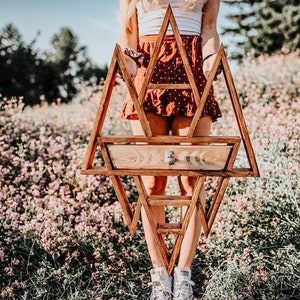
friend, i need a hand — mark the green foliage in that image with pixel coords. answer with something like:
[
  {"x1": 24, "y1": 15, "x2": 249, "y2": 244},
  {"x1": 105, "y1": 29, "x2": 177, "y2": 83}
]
[
  {"x1": 0, "y1": 24, "x2": 55, "y2": 106},
  {"x1": 222, "y1": 0, "x2": 300, "y2": 59},
  {"x1": 0, "y1": 24, "x2": 108, "y2": 106}
]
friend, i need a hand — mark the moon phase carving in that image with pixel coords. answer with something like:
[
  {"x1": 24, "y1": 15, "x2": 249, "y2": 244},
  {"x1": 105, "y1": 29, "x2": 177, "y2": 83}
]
[{"x1": 107, "y1": 145, "x2": 232, "y2": 170}]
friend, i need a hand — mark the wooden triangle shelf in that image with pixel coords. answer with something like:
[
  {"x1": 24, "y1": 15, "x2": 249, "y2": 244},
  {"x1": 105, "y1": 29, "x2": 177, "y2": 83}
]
[{"x1": 81, "y1": 6, "x2": 259, "y2": 274}]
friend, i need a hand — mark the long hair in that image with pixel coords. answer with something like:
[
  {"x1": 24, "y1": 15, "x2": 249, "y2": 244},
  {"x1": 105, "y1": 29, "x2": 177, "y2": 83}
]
[{"x1": 127, "y1": 0, "x2": 205, "y2": 18}]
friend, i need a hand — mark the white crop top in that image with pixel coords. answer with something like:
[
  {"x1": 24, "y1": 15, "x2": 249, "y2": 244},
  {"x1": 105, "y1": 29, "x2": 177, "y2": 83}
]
[{"x1": 136, "y1": 0, "x2": 205, "y2": 36}]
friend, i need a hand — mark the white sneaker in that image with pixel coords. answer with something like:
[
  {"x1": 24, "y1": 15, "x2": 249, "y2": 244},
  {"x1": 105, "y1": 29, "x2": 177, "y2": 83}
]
[
  {"x1": 148, "y1": 267, "x2": 173, "y2": 300},
  {"x1": 173, "y1": 267, "x2": 195, "y2": 300}
]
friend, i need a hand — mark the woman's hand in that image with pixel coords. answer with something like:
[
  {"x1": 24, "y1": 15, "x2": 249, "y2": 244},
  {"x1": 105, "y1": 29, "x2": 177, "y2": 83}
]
[
  {"x1": 203, "y1": 53, "x2": 216, "y2": 79},
  {"x1": 122, "y1": 54, "x2": 138, "y2": 80},
  {"x1": 203, "y1": 54, "x2": 221, "y2": 80}
]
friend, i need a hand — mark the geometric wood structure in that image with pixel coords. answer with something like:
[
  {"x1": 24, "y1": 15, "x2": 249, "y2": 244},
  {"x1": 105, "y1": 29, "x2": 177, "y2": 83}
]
[{"x1": 81, "y1": 6, "x2": 259, "y2": 274}]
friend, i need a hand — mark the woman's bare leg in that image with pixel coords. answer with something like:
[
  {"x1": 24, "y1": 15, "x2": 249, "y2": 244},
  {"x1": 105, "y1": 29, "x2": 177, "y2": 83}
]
[
  {"x1": 130, "y1": 113, "x2": 169, "y2": 268},
  {"x1": 172, "y1": 115, "x2": 212, "y2": 268}
]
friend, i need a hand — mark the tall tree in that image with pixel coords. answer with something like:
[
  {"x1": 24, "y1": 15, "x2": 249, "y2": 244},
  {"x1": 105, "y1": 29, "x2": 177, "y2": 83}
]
[
  {"x1": 222, "y1": 0, "x2": 300, "y2": 60},
  {"x1": 0, "y1": 25, "x2": 108, "y2": 106},
  {"x1": 0, "y1": 24, "x2": 59, "y2": 106},
  {"x1": 45, "y1": 27, "x2": 108, "y2": 102},
  {"x1": 46, "y1": 27, "x2": 86, "y2": 101}
]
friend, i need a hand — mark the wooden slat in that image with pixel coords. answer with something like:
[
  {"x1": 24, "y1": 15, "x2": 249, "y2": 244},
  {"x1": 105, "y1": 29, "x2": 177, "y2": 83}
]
[
  {"x1": 99, "y1": 135, "x2": 241, "y2": 144},
  {"x1": 109, "y1": 175, "x2": 134, "y2": 234},
  {"x1": 148, "y1": 195, "x2": 191, "y2": 201},
  {"x1": 116, "y1": 44, "x2": 152, "y2": 137},
  {"x1": 167, "y1": 177, "x2": 205, "y2": 274},
  {"x1": 157, "y1": 223, "x2": 182, "y2": 234},
  {"x1": 147, "y1": 83, "x2": 191, "y2": 90},
  {"x1": 167, "y1": 6, "x2": 202, "y2": 108},
  {"x1": 137, "y1": 6, "x2": 172, "y2": 105},
  {"x1": 133, "y1": 175, "x2": 170, "y2": 267},
  {"x1": 81, "y1": 46, "x2": 118, "y2": 170},
  {"x1": 188, "y1": 46, "x2": 224, "y2": 138},
  {"x1": 207, "y1": 177, "x2": 230, "y2": 235},
  {"x1": 99, "y1": 143, "x2": 114, "y2": 171},
  {"x1": 221, "y1": 52, "x2": 260, "y2": 177},
  {"x1": 197, "y1": 200, "x2": 209, "y2": 237},
  {"x1": 81, "y1": 167, "x2": 256, "y2": 177},
  {"x1": 150, "y1": 200, "x2": 191, "y2": 206},
  {"x1": 148, "y1": 195, "x2": 191, "y2": 207},
  {"x1": 225, "y1": 137, "x2": 241, "y2": 171},
  {"x1": 107, "y1": 144, "x2": 233, "y2": 170},
  {"x1": 129, "y1": 200, "x2": 142, "y2": 236}
]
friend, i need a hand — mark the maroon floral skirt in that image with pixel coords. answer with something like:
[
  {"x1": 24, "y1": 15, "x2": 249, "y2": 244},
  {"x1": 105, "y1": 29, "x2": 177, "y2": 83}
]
[{"x1": 120, "y1": 35, "x2": 221, "y2": 122}]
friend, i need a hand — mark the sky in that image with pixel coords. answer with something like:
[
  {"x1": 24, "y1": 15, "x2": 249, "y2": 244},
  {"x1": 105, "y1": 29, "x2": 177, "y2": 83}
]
[{"x1": 0, "y1": 0, "x2": 233, "y2": 67}]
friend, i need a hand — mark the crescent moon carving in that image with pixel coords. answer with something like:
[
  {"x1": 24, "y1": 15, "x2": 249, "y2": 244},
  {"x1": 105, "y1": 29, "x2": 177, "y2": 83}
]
[
  {"x1": 127, "y1": 149, "x2": 162, "y2": 167},
  {"x1": 130, "y1": 150, "x2": 140, "y2": 166},
  {"x1": 199, "y1": 151, "x2": 208, "y2": 166},
  {"x1": 189, "y1": 150, "x2": 209, "y2": 167},
  {"x1": 190, "y1": 150, "x2": 200, "y2": 166},
  {"x1": 178, "y1": 150, "x2": 189, "y2": 165}
]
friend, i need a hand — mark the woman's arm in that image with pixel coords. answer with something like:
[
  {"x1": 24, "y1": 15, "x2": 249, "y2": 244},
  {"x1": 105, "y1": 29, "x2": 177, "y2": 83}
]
[
  {"x1": 119, "y1": 0, "x2": 139, "y2": 49},
  {"x1": 201, "y1": 0, "x2": 220, "y2": 79},
  {"x1": 119, "y1": 0, "x2": 139, "y2": 78}
]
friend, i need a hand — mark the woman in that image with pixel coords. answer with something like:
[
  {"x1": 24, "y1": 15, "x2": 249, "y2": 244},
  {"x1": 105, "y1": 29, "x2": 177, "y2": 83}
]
[{"x1": 119, "y1": 0, "x2": 221, "y2": 299}]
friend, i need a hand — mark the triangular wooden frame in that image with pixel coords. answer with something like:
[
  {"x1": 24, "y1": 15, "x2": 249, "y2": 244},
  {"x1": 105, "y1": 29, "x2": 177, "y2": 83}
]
[{"x1": 81, "y1": 6, "x2": 259, "y2": 273}]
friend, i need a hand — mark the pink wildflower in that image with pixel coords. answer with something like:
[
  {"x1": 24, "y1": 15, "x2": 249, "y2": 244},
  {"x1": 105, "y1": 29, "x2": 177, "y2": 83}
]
[
  {"x1": 257, "y1": 265, "x2": 268, "y2": 282},
  {"x1": 54, "y1": 269, "x2": 62, "y2": 276},
  {"x1": 11, "y1": 258, "x2": 20, "y2": 266},
  {"x1": 241, "y1": 219, "x2": 248, "y2": 226},
  {"x1": 270, "y1": 219, "x2": 277, "y2": 228},
  {"x1": 37, "y1": 268, "x2": 45, "y2": 276}
]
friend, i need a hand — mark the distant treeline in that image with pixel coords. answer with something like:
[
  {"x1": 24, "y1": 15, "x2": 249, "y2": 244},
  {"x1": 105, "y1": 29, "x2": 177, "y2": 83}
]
[
  {"x1": 0, "y1": 24, "x2": 108, "y2": 106},
  {"x1": 222, "y1": 0, "x2": 300, "y2": 60}
]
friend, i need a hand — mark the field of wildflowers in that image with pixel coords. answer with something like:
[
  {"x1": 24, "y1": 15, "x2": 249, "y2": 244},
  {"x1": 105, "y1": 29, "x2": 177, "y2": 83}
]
[{"x1": 0, "y1": 52, "x2": 299, "y2": 299}]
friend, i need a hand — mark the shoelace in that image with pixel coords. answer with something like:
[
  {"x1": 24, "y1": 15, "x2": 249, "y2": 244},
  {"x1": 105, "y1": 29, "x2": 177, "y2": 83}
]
[
  {"x1": 174, "y1": 279, "x2": 195, "y2": 300},
  {"x1": 148, "y1": 280, "x2": 172, "y2": 300}
]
